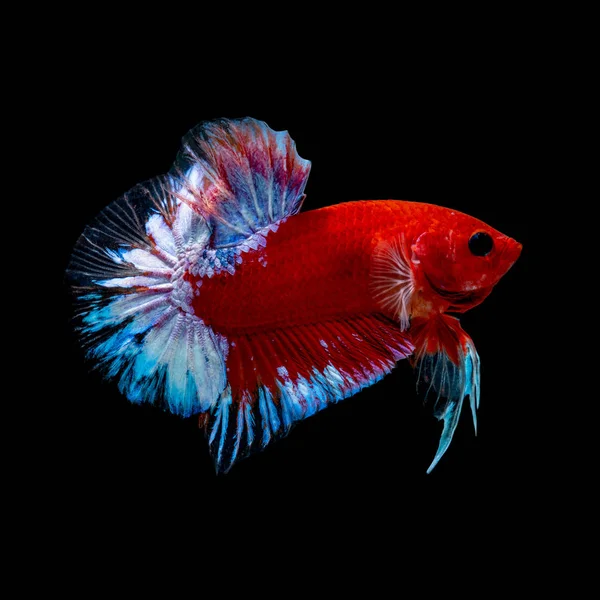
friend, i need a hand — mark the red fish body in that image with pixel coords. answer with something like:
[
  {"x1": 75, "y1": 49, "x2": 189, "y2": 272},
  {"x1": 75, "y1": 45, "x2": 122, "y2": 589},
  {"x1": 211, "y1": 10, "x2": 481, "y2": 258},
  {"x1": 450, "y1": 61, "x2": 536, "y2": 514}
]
[
  {"x1": 196, "y1": 200, "x2": 519, "y2": 334},
  {"x1": 195, "y1": 202, "x2": 389, "y2": 331},
  {"x1": 68, "y1": 118, "x2": 521, "y2": 473}
]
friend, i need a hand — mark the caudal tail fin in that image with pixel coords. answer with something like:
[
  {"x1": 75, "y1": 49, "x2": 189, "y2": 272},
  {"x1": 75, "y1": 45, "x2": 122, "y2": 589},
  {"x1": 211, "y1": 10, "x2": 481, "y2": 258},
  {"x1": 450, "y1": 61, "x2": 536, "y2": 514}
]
[{"x1": 67, "y1": 173, "x2": 229, "y2": 417}]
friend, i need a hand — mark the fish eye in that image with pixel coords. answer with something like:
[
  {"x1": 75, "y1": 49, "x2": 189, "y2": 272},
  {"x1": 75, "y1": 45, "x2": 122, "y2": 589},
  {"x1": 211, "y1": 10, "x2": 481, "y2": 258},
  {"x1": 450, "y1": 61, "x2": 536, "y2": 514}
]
[{"x1": 468, "y1": 231, "x2": 494, "y2": 256}]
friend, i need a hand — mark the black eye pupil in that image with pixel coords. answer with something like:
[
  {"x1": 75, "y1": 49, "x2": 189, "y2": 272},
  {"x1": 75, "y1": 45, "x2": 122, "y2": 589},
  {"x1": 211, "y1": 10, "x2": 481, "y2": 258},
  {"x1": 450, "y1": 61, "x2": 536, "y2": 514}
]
[{"x1": 469, "y1": 232, "x2": 494, "y2": 256}]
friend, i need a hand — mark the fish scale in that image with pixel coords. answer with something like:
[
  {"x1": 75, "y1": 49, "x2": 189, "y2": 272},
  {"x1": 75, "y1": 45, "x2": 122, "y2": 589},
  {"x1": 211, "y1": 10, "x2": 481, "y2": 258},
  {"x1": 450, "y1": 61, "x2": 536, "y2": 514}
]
[{"x1": 193, "y1": 201, "x2": 414, "y2": 333}]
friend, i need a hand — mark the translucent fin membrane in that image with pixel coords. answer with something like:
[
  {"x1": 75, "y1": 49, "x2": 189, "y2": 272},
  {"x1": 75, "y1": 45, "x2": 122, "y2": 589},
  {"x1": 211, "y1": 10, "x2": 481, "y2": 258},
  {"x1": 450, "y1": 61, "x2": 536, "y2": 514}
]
[
  {"x1": 410, "y1": 315, "x2": 480, "y2": 473},
  {"x1": 201, "y1": 314, "x2": 414, "y2": 473},
  {"x1": 416, "y1": 341, "x2": 480, "y2": 473},
  {"x1": 67, "y1": 175, "x2": 227, "y2": 417},
  {"x1": 68, "y1": 175, "x2": 181, "y2": 287},
  {"x1": 171, "y1": 117, "x2": 311, "y2": 247},
  {"x1": 371, "y1": 235, "x2": 416, "y2": 331}
]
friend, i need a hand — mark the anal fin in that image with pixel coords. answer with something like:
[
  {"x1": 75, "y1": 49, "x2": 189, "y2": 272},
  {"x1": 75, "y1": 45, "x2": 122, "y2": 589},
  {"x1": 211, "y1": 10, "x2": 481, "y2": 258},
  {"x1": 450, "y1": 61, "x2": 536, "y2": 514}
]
[{"x1": 201, "y1": 314, "x2": 414, "y2": 473}]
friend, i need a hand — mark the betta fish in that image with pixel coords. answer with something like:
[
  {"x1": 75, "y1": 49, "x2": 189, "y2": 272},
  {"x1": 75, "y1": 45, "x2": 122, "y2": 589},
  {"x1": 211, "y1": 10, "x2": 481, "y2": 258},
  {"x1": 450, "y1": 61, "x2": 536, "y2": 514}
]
[{"x1": 67, "y1": 117, "x2": 521, "y2": 473}]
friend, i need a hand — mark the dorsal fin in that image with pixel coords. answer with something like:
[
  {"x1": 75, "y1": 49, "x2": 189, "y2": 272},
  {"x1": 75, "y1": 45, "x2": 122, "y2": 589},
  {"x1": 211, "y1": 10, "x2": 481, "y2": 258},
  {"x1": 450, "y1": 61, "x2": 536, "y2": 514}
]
[{"x1": 170, "y1": 117, "x2": 311, "y2": 247}]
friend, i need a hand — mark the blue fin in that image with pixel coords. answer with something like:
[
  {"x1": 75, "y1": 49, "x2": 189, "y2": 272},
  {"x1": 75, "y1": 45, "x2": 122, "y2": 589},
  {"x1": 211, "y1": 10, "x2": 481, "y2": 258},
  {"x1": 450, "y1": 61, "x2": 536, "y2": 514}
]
[
  {"x1": 67, "y1": 175, "x2": 228, "y2": 417},
  {"x1": 200, "y1": 315, "x2": 415, "y2": 474},
  {"x1": 171, "y1": 117, "x2": 311, "y2": 247},
  {"x1": 411, "y1": 315, "x2": 480, "y2": 473}
]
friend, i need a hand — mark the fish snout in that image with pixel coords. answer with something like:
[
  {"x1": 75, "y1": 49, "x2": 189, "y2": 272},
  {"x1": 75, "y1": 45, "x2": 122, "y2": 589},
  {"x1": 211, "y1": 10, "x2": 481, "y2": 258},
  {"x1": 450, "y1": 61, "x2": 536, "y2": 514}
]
[
  {"x1": 506, "y1": 239, "x2": 522, "y2": 264},
  {"x1": 495, "y1": 237, "x2": 522, "y2": 280}
]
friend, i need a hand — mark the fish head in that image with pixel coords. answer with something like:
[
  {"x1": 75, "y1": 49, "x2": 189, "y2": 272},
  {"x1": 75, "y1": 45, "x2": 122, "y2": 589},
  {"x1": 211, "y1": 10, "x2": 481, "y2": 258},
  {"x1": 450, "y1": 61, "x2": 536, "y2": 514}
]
[{"x1": 410, "y1": 207, "x2": 522, "y2": 310}]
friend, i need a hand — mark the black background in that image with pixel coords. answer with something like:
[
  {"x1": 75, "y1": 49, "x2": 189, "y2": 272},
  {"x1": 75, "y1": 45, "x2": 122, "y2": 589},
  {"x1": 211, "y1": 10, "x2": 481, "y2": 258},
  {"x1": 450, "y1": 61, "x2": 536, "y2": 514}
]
[{"x1": 51, "y1": 58, "x2": 538, "y2": 535}]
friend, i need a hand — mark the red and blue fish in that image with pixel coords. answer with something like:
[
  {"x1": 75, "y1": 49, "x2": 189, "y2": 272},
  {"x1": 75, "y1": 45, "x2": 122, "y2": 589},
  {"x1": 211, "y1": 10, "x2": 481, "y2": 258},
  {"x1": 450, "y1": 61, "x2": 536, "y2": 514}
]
[{"x1": 68, "y1": 117, "x2": 521, "y2": 473}]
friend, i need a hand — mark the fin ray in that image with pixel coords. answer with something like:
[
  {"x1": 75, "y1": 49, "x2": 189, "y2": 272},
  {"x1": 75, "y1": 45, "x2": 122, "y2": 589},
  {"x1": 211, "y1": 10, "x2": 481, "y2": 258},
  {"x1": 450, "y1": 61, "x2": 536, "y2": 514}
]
[
  {"x1": 371, "y1": 235, "x2": 416, "y2": 331},
  {"x1": 410, "y1": 315, "x2": 480, "y2": 472},
  {"x1": 67, "y1": 174, "x2": 228, "y2": 417},
  {"x1": 172, "y1": 117, "x2": 311, "y2": 247},
  {"x1": 201, "y1": 315, "x2": 414, "y2": 473}
]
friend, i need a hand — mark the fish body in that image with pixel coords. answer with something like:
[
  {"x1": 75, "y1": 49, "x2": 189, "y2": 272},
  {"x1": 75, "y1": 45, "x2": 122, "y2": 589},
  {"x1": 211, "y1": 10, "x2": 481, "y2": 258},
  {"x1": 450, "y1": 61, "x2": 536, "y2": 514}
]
[
  {"x1": 68, "y1": 117, "x2": 521, "y2": 473},
  {"x1": 196, "y1": 201, "x2": 392, "y2": 331},
  {"x1": 195, "y1": 200, "x2": 519, "y2": 333}
]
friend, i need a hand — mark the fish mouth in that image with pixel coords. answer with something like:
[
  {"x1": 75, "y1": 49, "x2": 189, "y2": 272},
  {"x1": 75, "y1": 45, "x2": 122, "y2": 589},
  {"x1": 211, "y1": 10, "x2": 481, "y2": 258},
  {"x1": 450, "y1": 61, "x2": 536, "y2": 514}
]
[
  {"x1": 424, "y1": 274, "x2": 493, "y2": 310},
  {"x1": 506, "y1": 240, "x2": 523, "y2": 265},
  {"x1": 496, "y1": 234, "x2": 522, "y2": 265}
]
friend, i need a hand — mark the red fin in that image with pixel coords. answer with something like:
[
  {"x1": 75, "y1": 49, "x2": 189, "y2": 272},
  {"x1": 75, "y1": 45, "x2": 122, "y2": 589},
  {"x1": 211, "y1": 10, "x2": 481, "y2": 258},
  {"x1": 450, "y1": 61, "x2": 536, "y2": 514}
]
[
  {"x1": 203, "y1": 314, "x2": 414, "y2": 472},
  {"x1": 227, "y1": 314, "x2": 414, "y2": 399},
  {"x1": 410, "y1": 314, "x2": 464, "y2": 365},
  {"x1": 409, "y1": 314, "x2": 480, "y2": 473}
]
